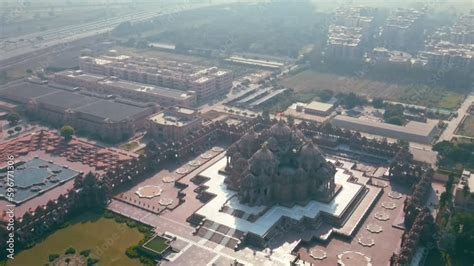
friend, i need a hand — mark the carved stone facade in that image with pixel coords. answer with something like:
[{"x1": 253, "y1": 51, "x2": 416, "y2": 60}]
[{"x1": 225, "y1": 120, "x2": 336, "y2": 206}]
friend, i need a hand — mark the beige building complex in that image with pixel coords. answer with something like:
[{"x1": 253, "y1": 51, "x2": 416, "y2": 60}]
[
  {"x1": 0, "y1": 81, "x2": 154, "y2": 142},
  {"x1": 326, "y1": 7, "x2": 375, "y2": 60},
  {"x1": 78, "y1": 53, "x2": 233, "y2": 103},
  {"x1": 330, "y1": 115, "x2": 440, "y2": 144},
  {"x1": 53, "y1": 70, "x2": 197, "y2": 108},
  {"x1": 146, "y1": 107, "x2": 202, "y2": 141}
]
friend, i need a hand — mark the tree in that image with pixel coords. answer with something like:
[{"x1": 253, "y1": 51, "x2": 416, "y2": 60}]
[
  {"x1": 438, "y1": 230, "x2": 456, "y2": 253},
  {"x1": 14, "y1": 126, "x2": 22, "y2": 132},
  {"x1": 65, "y1": 247, "x2": 76, "y2": 255},
  {"x1": 0, "y1": 225, "x2": 7, "y2": 258},
  {"x1": 318, "y1": 89, "x2": 333, "y2": 102},
  {"x1": 60, "y1": 125, "x2": 74, "y2": 141},
  {"x1": 450, "y1": 212, "x2": 474, "y2": 259},
  {"x1": 337, "y1": 92, "x2": 367, "y2": 109},
  {"x1": 384, "y1": 104, "x2": 405, "y2": 125},
  {"x1": 287, "y1": 116, "x2": 295, "y2": 127},
  {"x1": 262, "y1": 110, "x2": 270, "y2": 121},
  {"x1": 75, "y1": 172, "x2": 108, "y2": 211},
  {"x1": 372, "y1": 97, "x2": 385, "y2": 108},
  {"x1": 6, "y1": 113, "x2": 20, "y2": 126}
]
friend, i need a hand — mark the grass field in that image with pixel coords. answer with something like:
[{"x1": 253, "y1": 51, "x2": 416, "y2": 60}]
[
  {"x1": 9, "y1": 213, "x2": 143, "y2": 266},
  {"x1": 280, "y1": 70, "x2": 464, "y2": 110},
  {"x1": 457, "y1": 115, "x2": 474, "y2": 138},
  {"x1": 143, "y1": 236, "x2": 170, "y2": 254}
]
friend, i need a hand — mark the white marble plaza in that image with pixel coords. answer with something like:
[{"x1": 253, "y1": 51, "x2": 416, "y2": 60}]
[{"x1": 195, "y1": 157, "x2": 364, "y2": 237}]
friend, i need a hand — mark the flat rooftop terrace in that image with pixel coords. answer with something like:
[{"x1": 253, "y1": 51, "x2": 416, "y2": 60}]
[
  {"x1": 0, "y1": 158, "x2": 80, "y2": 205},
  {"x1": 332, "y1": 115, "x2": 436, "y2": 136},
  {"x1": 149, "y1": 112, "x2": 197, "y2": 127},
  {"x1": 0, "y1": 81, "x2": 152, "y2": 123},
  {"x1": 305, "y1": 101, "x2": 335, "y2": 113},
  {"x1": 99, "y1": 79, "x2": 193, "y2": 100}
]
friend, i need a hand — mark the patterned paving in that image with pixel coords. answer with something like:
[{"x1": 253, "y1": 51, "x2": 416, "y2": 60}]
[
  {"x1": 366, "y1": 223, "x2": 383, "y2": 233},
  {"x1": 374, "y1": 211, "x2": 390, "y2": 221}
]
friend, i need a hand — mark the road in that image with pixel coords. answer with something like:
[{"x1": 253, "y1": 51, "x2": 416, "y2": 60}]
[
  {"x1": 438, "y1": 93, "x2": 474, "y2": 142},
  {"x1": 0, "y1": 3, "x2": 210, "y2": 64}
]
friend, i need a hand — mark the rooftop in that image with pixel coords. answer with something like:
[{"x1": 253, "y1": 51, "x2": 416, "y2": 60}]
[
  {"x1": 35, "y1": 90, "x2": 99, "y2": 109},
  {"x1": 334, "y1": 115, "x2": 437, "y2": 136},
  {"x1": 99, "y1": 79, "x2": 193, "y2": 100},
  {"x1": 149, "y1": 110, "x2": 199, "y2": 127},
  {"x1": 0, "y1": 81, "x2": 151, "y2": 123},
  {"x1": 305, "y1": 101, "x2": 335, "y2": 113},
  {"x1": 75, "y1": 100, "x2": 150, "y2": 122},
  {"x1": 0, "y1": 82, "x2": 57, "y2": 102},
  {"x1": 0, "y1": 158, "x2": 80, "y2": 204}
]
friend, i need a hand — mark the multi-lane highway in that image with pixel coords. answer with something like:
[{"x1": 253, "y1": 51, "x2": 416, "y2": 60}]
[{"x1": 0, "y1": 3, "x2": 207, "y2": 64}]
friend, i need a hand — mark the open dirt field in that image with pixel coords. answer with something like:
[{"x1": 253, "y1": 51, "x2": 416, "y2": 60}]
[{"x1": 280, "y1": 70, "x2": 464, "y2": 110}]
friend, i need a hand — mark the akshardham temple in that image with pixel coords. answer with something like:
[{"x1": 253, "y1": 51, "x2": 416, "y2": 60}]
[
  {"x1": 225, "y1": 120, "x2": 338, "y2": 206},
  {"x1": 189, "y1": 120, "x2": 382, "y2": 248}
]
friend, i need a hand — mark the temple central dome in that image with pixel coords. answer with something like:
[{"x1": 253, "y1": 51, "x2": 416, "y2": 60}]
[{"x1": 225, "y1": 120, "x2": 336, "y2": 206}]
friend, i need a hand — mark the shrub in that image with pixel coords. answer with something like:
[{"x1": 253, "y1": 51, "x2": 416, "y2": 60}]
[
  {"x1": 48, "y1": 254, "x2": 60, "y2": 262},
  {"x1": 87, "y1": 257, "x2": 99, "y2": 266},
  {"x1": 139, "y1": 257, "x2": 155, "y2": 266},
  {"x1": 144, "y1": 231, "x2": 153, "y2": 240},
  {"x1": 65, "y1": 247, "x2": 76, "y2": 255},
  {"x1": 59, "y1": 222, "x2": 70, "y2": 229},
  {"x1": 24, "y1": 242, "x2": 36, "y2": 249},
  {"x1": 125, "y1": 246, "x2": 139, "y2": 258},
  {"x1": 126, "y1": 220, "x2": 137, "y2": 228},
  {"x1": 104, "y1": 211, "x2": 114, "y2": 219},
  {"x1": 114, "y1": 215, "x2": 126, "y2": 223},
  {"x1": 138, "y1": 225, "x2": 149, "y2": 233},
  {"x1": 80, "y1": 249, "x2": 91, "y2": 257}
]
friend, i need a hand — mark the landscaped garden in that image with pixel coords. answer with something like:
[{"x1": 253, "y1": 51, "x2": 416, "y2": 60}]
[
  {"x1": 142, "y1": 235, "x2": 171, "y2": 256},
  {"x1": 9, "y1": 213, "x2": 144, "y2": 266},
  {"x1": 457, "y1": 115, "x2": 474, "y2": 138}
]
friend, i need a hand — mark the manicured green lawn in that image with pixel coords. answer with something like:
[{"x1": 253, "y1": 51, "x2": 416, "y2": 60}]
[
  {"x1": 9, "y1": 213, "x2": 143, "y2": 266},
  {"x1": 143, "y1": 236, "x2": 169, "y2": 254}
]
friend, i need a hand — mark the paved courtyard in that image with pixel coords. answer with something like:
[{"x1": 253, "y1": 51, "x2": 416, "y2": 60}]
[
  {"x1": 113, "y1": 146, "x2": 227, "y2": 216},
  {"x1": 107, "y1": 148, "x2": 412, "y2": 265},
  {"x1": 296, "y1": 182, "x2": 411, "y2": 266}
]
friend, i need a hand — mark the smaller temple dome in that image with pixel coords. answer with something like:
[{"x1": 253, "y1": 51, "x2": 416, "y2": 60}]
[
  {"x1": 239, "y1": 128, "x2": 258, "y2": 148},
  {"x1": 251, "y1": 143, "x2": 274, "y2": 162},
  {"x1": 300, "y1": 141, "x2": 324, "y2": 160},
  {"x1": 242, "y1": 173, "x2": 259, "y2": 188},
  {"x1": 269, "y1": 120, "x2": 292, "y2": 139},
  {"x1": 294, "y1": 167, "x2": 307, "y2": 182},
  {"x1": 277, "y1": 167, "x2": 295, "y2": 184}
]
